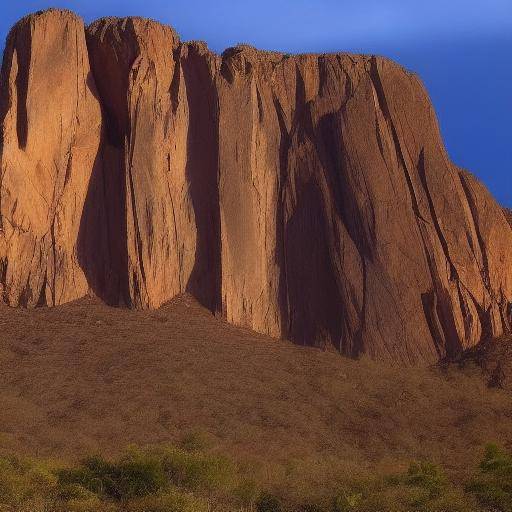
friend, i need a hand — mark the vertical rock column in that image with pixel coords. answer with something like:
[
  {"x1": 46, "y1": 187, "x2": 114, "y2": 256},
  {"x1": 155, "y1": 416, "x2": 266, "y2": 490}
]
[
  {"x1": 217, "y1": 47, "x2": 284, "y2": 337},
  {"x1": 86, "y1": 18, "x2": 210, "y2": 309},
  {"x1": 0, "y1": 9, "x2": 103, "y2": 306}
]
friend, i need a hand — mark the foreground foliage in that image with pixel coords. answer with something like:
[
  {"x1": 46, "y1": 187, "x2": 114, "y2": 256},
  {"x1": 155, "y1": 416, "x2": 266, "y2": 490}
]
[{"x1": 0, "y1": 437, "x2": 510, "y2": 511}]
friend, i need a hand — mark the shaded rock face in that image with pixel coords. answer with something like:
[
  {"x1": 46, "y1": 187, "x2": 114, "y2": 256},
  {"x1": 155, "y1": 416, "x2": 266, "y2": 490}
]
[{"x1": 0, "y1": 9, "x2": 511, "y2": 364}]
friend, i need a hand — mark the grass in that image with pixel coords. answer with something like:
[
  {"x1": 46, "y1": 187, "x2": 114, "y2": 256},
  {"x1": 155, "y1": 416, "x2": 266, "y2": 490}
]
[{"x1": 0, "y1": 440, "x2": 511, "y2": 511}]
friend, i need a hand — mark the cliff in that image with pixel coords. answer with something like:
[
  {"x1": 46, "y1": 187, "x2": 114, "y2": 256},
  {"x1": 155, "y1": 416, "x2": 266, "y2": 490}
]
[
  {"x1": 505, "y1": 209, "x2": 512, "y2": 228},
  {"x1": 0, "y1": 9, "x2": 511, "y2": 364}
]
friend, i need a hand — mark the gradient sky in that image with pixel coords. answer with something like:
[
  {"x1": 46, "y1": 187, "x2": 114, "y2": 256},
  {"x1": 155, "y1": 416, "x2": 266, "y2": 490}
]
[{"x1": 1, "y1": 0, "x2": 511, "y2": 206}]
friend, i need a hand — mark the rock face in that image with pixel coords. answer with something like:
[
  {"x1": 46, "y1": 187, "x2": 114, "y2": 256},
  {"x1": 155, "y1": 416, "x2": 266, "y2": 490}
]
[
  {"x1": 0, "y1": 10, "x2": 102, "y2": 306},
  {"x1": 0, "y1": 9, "x2": 511, "y2": 364},
  {"x1": 505, "y1": 209, "x2": 512, "y2": 228}
]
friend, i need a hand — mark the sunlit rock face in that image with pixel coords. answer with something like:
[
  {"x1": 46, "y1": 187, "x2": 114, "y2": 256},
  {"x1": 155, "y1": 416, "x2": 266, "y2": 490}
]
[
  {"x1": 0, "y1": 10, "x2": 103, "y2": 307},
  {"x1": 1, "y1": 9, "x2": 511, "y2": 364}
]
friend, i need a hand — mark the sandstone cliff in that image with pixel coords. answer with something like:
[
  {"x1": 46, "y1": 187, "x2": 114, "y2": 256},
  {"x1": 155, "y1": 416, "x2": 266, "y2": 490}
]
[
  {"x1": 505, "y1": 209, "x2": 512, "y2": 228},
  {"x1": 0, "y1": 9, "x2": 511, "y2": 364}
]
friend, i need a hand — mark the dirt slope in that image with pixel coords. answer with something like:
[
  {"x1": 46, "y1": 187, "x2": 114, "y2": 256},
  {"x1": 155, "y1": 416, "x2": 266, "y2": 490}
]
[{"x1": 0, "y1": 296, "x2": 511, "y2": 480}]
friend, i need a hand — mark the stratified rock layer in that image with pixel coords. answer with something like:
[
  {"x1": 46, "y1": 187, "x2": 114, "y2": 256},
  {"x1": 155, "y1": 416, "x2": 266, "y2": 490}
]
[{"x1": 0, "y1": 9, "x2": 511, "y2": 364}]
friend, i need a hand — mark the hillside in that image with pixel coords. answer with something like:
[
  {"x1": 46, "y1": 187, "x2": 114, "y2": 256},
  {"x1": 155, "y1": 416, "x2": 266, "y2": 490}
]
[{"x1": 1, "y1": 295, "x2": 512, "y2": 479}]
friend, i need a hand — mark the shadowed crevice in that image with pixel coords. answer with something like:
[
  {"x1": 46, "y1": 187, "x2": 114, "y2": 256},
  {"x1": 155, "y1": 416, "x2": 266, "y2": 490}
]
[
  {"x1": 77, "y1": 23, "x2": 144, "y2": 307},
  {"x1": 273, "y1": 95, "x2": 292, "y2": 337},
  {"x1": 284, "y1": 179, "x2": 344, "y2": 349},
  {"x1": 314, "y1": 108, "x2": 369, "y2": 357},
  {"x1": 275, "y1": 65, "x2": 310, "y2": 339},
  {"x1": 15, "y1": 47, "x2": 30, "y2": 149},
  {"x1": 181, "y1": 46, "x2": 222, "y2": 314},
  {"x1": 76, "y1": 70, "x2": 130, "y2": 306},
  {"x1": 7, "y1": 22, "x2": 32, "y2": 150}
]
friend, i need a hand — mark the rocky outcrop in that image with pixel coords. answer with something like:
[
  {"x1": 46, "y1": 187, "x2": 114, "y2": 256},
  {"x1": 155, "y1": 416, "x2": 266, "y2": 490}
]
[
  {"x1": 85, "y1": 17, "x2": 192, "y2": 309},
  {"x1": 0, "y1": 10, "x2": 102, "y2": 306},
  {"x1": 505, "y1": 209, "x2": 512, "y2": 228},
  {"x1": 0, "y1": 9, "x2": 511, "y2": 364}
]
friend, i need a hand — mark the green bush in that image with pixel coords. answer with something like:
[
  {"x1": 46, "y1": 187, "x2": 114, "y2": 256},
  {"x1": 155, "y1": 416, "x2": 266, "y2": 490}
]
[
  {"x1": 125, "y1": 487, "x2": 209, "y2": 512},
  {"x1": 57, "y1": 451, "x2": 167, "y2": 501},
  {"x1": 55, "y1": 444, "x2": 237, "y2": 507},
  {"x1": 332, "y1": 490, "x2": 363, "y2": 512},
  {"x1": 157, "y1": 445, "x2": 235, "y2": 493},
  {"x1": 0, "y1": 442, "x2": 506, "y2": 512},
  {"x1": 403, "y1": 461, "x2": 446, "y2": 497},
  {"x1": 0, "y1": 455, "x2": 56, "y2": 508},
  {"x1": 328, "y1": 462, "x2": 471, "y2": 512},
  {"x1": 384, "y1": 462, "x2": 451, "y2": 511},
  {"x1": 466, "y1": 443, "x2": 512, "y2": 512}
]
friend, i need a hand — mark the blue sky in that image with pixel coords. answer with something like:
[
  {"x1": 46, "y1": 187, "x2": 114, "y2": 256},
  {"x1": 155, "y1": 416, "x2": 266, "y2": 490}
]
[{"x1": 1, "y1": 0, "x2": 511, "y2": 206}]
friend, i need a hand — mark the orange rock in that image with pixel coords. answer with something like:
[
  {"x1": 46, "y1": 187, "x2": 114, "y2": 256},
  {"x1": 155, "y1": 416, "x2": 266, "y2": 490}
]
[
  {"x1": 0, "y1": 10, "x2": 102, "y2": 306},
  {"x1": 505, "y1": 208, "x2": 512, "y2": 228},
  {"x1": 0, "y1": 9, "x2": 511, "y2": 363},
  {"x1": 86, "y1": 19, "x2": 221, "y2": 310}
]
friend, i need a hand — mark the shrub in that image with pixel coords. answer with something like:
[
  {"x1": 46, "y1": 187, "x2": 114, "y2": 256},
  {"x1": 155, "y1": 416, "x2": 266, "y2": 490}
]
[
  {"x1": 332, "y1": 490, "x2": 363, "y2": 512},
  {"x1": 126, "y1": 487, "x2": 209, "y2": 512},
  {"x1": 297, "y1": 502, "x2": 328, "y2": 512},
  {"x1": 380, "y1": 462, "x2": 448, "y2": 511},
  {"x1": 466, "y1": 443, "x2": 512, "y2": 511},
  {"x1": 158, "y1": 446, "x2": 235, "y2": 493},
  {"x1": 57, "y1": 451, "x2": 167, "y2": 501},
  {"x1": 392, "y1": 461, "x2": 482, "y2": 512},
  {"x1": 336, "y1": 462, "x2": 470, "y2": 512},
  {"x1": 403, "y1": 461, "x2": 446, "y2": 497},
  {"x1": 0, "y1": 455, "x2": 56, "y2": 508},
  {"x1": 0, "y1": 443, "x2": 500, "y2": 512},
  {"x1": 233, "y1": 477, "x2": 259, "y2": 506},
  {"x1": 256, "y1": 492, "x2": 283, "y2": 512}
]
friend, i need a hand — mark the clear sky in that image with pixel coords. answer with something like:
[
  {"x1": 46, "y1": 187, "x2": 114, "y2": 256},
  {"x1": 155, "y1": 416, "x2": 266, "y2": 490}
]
[{"x1": 1, "y1": 0, "x2": 511, "y2": 206}]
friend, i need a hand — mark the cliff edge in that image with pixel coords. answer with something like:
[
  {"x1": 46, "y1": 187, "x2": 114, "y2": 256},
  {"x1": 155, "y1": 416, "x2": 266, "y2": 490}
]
[{"x1": 0, "y1": 9, "x2": 511, "y2": 364}]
